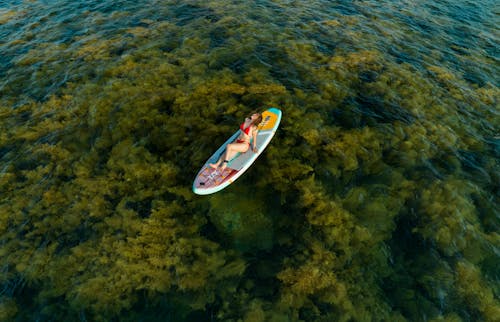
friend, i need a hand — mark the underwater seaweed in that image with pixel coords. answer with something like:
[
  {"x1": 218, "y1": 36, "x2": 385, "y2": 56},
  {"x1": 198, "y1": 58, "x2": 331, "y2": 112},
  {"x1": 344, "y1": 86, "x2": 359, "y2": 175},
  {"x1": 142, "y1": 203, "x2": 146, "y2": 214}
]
[{"x1": 0, "y1": 0, "x2": 499, "y2": 321}]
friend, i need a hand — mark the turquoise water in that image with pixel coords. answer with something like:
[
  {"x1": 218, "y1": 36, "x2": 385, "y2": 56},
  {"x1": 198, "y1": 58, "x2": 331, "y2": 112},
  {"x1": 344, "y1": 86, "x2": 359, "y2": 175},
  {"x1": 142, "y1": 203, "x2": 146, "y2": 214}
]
[{"x1": 0, "y1": 0, "x2": 498, "y2": 321}]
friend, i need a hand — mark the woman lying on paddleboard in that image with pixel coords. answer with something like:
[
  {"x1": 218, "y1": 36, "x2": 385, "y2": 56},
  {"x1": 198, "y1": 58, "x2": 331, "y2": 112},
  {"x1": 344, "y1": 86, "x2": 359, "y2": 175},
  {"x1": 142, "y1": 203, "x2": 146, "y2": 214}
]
[{"x1": 209, "y1": 112, "x2": 263, "y2": 171}]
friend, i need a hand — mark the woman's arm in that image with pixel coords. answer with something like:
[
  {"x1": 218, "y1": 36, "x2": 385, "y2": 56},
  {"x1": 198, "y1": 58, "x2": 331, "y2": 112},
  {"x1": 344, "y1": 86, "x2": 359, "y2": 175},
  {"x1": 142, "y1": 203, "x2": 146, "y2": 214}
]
[{"x1": 252, "y1": 127, "x2": 258, "y2": 152}]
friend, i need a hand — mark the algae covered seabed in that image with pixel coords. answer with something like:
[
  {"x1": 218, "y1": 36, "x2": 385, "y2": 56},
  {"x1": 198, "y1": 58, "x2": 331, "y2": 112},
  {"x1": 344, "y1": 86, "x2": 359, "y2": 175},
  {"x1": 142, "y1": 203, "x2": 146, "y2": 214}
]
[{"x1": 0, "y1": 0, "x2": 498, "y2": 321}]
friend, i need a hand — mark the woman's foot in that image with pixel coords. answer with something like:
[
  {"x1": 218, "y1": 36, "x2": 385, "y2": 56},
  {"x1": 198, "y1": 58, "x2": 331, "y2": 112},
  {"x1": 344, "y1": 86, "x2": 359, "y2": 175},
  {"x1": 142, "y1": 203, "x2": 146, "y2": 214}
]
[{"x1": 209, "y1": 163, "x2": 219, "y2": 169}]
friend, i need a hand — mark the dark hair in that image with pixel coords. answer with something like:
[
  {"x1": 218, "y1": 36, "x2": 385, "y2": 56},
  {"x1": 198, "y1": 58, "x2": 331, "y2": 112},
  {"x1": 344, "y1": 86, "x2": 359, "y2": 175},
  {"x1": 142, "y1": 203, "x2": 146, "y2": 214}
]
[{"x1": 249, "y1": 111, "x2": 263, "y2": 126}]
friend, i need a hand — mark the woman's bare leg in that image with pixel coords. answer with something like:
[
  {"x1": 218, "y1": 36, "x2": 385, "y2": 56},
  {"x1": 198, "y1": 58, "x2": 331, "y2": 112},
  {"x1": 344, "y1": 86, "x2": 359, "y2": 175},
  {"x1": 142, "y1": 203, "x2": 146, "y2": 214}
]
[
  {"x1": 209, "y1": 155, "x2": 223, "y2": 169},
  {"x1": 209, "y1": 146, "x2": 231, "y2": 169},
  {"x1": 220, "y1": 143, "x2": 249, "y2": 170}
]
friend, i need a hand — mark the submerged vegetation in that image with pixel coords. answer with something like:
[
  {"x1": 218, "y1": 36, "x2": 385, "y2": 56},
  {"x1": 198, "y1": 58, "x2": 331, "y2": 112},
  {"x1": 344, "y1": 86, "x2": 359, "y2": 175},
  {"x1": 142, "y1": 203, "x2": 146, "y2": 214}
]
[{"x1": 0, "y1": 0, "x2": 498, "y2": 321}]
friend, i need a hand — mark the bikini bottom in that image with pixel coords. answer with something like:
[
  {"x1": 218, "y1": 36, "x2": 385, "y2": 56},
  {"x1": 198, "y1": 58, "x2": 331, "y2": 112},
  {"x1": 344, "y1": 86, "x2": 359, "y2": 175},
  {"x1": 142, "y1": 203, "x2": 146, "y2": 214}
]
[{"x1": 235, "y1": 139, "x2": 250, "y2": 145}]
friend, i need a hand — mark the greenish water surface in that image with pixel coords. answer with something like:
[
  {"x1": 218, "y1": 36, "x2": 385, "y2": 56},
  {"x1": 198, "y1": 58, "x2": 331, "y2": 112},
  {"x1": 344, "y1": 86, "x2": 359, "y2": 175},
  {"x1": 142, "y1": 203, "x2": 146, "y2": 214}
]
[{"x1": 0, "y1": 0, "x2": 498, "y2": 321}]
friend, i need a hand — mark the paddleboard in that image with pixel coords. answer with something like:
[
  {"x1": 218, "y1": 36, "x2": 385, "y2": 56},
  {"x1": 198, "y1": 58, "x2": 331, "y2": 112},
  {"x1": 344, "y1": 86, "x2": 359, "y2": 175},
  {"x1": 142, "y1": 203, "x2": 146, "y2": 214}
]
[{"x1": 193, "y1": 107, "x2": 282, "y2": 195}]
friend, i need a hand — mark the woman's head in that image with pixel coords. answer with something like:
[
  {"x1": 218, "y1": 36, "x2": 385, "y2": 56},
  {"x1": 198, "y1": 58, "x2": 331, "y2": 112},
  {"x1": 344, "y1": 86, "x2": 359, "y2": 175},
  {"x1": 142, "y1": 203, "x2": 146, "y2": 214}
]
[{"x1": 248, "y1": 112, "x2": 263, "y2": 126}]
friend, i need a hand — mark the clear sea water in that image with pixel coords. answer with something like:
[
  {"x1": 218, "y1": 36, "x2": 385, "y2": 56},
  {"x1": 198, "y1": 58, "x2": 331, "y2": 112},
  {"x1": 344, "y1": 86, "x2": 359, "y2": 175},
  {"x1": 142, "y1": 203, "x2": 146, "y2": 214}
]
[{"x1": 0, "y1": 1, "x2": 498, "y2": 321}]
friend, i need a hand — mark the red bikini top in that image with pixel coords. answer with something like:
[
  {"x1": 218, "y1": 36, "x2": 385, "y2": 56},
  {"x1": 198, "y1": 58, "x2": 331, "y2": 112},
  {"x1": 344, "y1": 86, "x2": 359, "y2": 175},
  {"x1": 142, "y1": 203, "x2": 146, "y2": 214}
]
[{"x1": 240, "y1": 122, "x2": 251, "y2": 135}]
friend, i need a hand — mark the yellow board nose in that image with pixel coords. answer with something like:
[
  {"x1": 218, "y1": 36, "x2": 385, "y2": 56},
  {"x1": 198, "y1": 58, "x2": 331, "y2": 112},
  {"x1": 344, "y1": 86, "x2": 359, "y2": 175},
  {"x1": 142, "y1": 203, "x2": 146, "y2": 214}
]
[{"x1": 258, "y1": 111, "x2": 278, "y2": 131}]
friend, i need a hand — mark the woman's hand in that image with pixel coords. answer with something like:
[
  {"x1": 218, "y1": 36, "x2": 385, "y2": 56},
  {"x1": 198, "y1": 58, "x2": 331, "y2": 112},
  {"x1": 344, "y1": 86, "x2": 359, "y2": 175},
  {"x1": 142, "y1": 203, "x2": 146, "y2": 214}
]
[{"x1": 252, "y1": 146, "x2": 258, "y2": 153}]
